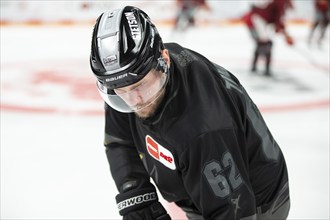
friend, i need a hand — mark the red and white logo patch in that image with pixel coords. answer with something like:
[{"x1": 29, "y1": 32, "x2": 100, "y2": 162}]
[{"x1": 146, "y1": 135, "x2": 176, "y2": 170}]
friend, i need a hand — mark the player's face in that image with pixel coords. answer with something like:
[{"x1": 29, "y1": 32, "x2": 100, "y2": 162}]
[
  {"x1": 134, "y1": 85, "x2": 166, "y2": 119},
  {"x1": 113, "y1": 49, "x2": 170, "y2": 118},
  {"x1": 114, "y1": 69, "x2": 167, "y2": 118}
]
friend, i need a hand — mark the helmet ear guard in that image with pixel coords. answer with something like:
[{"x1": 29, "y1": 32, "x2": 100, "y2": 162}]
[{"x1": 156, "y1": 56, "x2": 168, "y2": 74}]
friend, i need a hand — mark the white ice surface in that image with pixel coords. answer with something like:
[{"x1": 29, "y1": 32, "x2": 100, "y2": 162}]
[{"x1": 1, "y1": 22, "x2": 329, "y2": 219}]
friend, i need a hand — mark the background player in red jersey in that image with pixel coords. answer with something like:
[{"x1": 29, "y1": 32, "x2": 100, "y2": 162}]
[
  {"x1": 308, "y1": 0, "x2": 330, "y2": 47},
  {"x1": 243, "y1": 0, "x2": 294, "y2": 76}
]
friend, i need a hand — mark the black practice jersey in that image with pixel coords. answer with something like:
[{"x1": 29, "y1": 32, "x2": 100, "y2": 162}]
[{"x1": 103, "y1": 43, "x2": 289, "y2": 219}]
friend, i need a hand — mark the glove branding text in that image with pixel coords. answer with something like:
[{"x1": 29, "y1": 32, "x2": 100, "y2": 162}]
[{"x1": 117, "y1": 192, "x2": 157, "y2": 211}]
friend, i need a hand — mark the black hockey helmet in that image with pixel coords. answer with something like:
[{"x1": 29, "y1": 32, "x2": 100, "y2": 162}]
[{"x1": 90, "y1": 6, "x2": 164, "y2": 90}]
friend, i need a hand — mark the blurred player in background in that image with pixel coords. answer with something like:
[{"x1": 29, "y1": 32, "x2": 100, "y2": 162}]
[
  {"x1": 243, "y1": 0, "x2": 294, "y2": 76},
  {"x1": 174, "y1": 0, "x2": 210, "y2": 31},
  {"x1": 308, "y1": 0, "x2": 330, "y2": 47}
]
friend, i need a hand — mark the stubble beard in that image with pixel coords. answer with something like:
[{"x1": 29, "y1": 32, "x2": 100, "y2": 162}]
[{"x1": 135, "y1": 88, "x2": 166, "y2": 119}]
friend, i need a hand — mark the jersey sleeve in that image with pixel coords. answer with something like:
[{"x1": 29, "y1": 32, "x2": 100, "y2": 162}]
[
  {"x1": 212, "y1": 65, "x2": 288, "y2": 210},
  {"x1": 271, "y1": 0, "x2": 286, "y2": 32},
  {"x1": 103, "y1": 104, "x2": 152, "y2": 192}
]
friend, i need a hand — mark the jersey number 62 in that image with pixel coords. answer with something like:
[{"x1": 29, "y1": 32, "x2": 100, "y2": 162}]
[{"x1": 203, "y1": 151, "x2": 243, "y2": 198}]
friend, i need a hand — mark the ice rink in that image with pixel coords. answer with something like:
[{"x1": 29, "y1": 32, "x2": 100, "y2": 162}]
[{"x1": 1, "y1": 9, "x2": 329, "y2": 220}]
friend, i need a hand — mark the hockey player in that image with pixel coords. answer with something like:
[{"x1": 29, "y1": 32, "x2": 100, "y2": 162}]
[
  {"x1": 308, "y1": 0, "x2": 330, "y2": 47},
  {"x1": 243, "y1": 0, "x2": 294, "y2": 76},
  {"x1": 174, "y1": 0, "x2": 210, "y2": 30},
  {"x1": 90, "y1": 6, "x2": 290, "y2": 220}
]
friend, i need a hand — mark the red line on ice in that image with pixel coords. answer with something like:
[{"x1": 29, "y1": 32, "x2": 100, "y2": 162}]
[{"x1": 1, "y1": 99, "x2": 329, "y2": 115}]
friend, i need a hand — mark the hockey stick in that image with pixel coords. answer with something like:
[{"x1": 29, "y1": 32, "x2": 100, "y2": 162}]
[{"x1": 290, "y1": 45, "x2": 329, "y2": 74}]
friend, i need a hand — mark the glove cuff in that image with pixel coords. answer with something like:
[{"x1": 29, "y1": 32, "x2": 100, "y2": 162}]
[{"x1": 116, "y1": 187, "x2": 158, "y2": 216}]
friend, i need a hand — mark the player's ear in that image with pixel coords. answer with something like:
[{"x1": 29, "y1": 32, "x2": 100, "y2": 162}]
[{"x1": 161, "y1": 49, "x2": 170, "y2": 67}]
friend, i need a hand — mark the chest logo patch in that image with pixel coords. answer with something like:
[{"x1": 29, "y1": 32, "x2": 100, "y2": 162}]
[{"x1": 145, "y1": 135, "x2": 176, "y2": 170}]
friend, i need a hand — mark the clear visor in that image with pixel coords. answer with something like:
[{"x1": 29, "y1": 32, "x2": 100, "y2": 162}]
[{"x1": 97, "y1": 63, "x2": 168, "y2": 113}]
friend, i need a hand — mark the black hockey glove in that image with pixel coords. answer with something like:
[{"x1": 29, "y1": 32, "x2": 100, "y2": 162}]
[{"x1": 116, "y1": 186, "x2": 171, "y2": 220}]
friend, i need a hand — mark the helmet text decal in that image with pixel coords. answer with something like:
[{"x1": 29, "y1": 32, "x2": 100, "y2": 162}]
[
  {"x1": 105, "y1": 73, "x2": 128, "y2": 82},
  {"x1": 124, "y1": 12, "x2": 141, "y2": 40}
]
